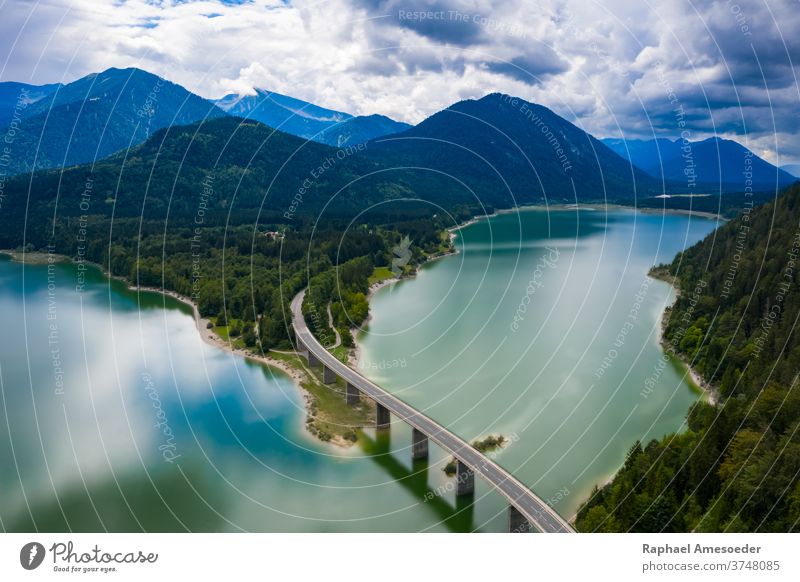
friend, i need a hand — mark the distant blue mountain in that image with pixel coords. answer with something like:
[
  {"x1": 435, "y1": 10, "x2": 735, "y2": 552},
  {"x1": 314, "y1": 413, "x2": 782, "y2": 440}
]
[
  {"x1": 0, "y1": 67, "x2": 225, "y2": 175},
  {"x1": 214, "y1": 88, "x2": 351, "y2": 138},
  {"x1": 601, "y1": 138, "x2": 680, "y2": 172},
  {"x1": 0, "y1": 68, "x2": 412, "y2": 176},
  {"x1": 317, "y1": 113, "x2": 411, "y2": 147},
  {"x1": 781, "y1": 164, "x2": 800, "y2": 178},
  {"x1": 214, "y1": 89, "x2": 410, "y2": 145},
  {"x1": 0, "y1": 81, "x2": 60, "y2": 127},
  {"x1": 603, "y1": 136, "x2": 796, "y2": 190}
]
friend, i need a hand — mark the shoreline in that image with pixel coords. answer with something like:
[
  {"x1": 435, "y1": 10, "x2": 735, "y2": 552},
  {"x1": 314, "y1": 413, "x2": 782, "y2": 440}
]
[
  {"x1": 349, "y1": 200, "x2": 717, "y2": 371},
  {"x1": 123, "y1": 285, "x2": 367, "y2": 449},
  {"x1": 558, "y1": 202, "x2": 724, "y2": 222},
  {"x1": 1, "y1": 248, "x2": 357, "y2": 449},
  {"x1": 350, "y1": 226, "x2": 465, "y2": 367},
  {"x1": 452, "y1": 202, "x2": 725, "y2": 222},
  {"x1": 348, "y1": 208, "x2": 722, "y2": 511},
  {"x1": 638, "y1": 206, "x2": 726, "y2": 222},
  {"x1": 649, "y1": 268, "x2": 719, "y2": 406},
  {"x1": 348, "y1": 276, "x2": 398, "y2": 367},
  {"x1": 455, "y1": 204, "x2": 721, "y2": 403}
]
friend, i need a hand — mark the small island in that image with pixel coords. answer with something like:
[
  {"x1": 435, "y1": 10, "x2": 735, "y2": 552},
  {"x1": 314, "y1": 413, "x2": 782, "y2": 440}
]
[{"x1": 443, "y1": 435, "x2": 508, "y2": 475}]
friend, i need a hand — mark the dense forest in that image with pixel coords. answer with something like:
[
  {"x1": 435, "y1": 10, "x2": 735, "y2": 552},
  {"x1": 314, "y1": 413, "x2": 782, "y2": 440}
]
[
  {"x1": 0, "y1": 116, "x2": 458, "y2": 350},
  {"x1": 301, "y1": 221, "x2": 444, "y2": 347},
  {"x1": 0, "y1": 114, "x2": 492, "y2": 242},
  {"x1": 577, "y1": 183, "x2": 800, "y2": 532},
  {"x1": 368, "y1": 93, "x2": 665, "y2": 205}
]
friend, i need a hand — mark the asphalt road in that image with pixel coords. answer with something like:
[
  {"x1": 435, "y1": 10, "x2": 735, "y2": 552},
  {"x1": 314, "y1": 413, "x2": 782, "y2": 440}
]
[{"x1": 291, "y1": 290, "x2": 575, "y2": 533}]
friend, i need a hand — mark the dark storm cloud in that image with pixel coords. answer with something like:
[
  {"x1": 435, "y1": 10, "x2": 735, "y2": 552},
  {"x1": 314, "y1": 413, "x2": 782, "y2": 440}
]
[
  {"x1": 402, "y1": 50, "x2": 468, "y2": 75},
  {"x1": 604, "y1": 0, "x2": 799, "y2": 163},
  {"x1": 353, "y1": 52, "x2": 405, "y2": 76},
  {"x1": 351, "y1": 46, "x2": 467, "y2": 77},
  {"x1": 485, "y1": 48, "x2": 568, "y2": 84},
  {"x1": 706, "y1": 10, "x2": 800, "y2": 90}
]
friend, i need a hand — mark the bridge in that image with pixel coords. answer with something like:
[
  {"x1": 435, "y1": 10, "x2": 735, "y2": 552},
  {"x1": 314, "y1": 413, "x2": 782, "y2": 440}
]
[{"x1": 291, "y1": 290, "x2": 575, "y2": 533}]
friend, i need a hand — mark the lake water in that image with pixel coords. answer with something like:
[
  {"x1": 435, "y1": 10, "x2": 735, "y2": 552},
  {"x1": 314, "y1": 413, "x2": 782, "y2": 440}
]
[
  {"x1": 0, "y1": 208, "x2": 718, "y2": 531},
  {"x1": 358, "y1": 208, "x2": 719, "y2": 518}
]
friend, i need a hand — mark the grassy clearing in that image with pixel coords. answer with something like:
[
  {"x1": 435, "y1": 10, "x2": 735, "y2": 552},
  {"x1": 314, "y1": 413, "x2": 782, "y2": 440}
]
[
  {"x1": 368, "y1": 266, "x2": 394, "y2": 285},
  {"x1": 213, "y1": 325, "x2": 231, "y2": 340},
  {"x1": 213, "y1": 323, "x2": 247, "y2": 349},
  {"x1": 329, "y1": 344, "x2": 350, "y2": 363},
  {"x1": 269, "y1": 351, "x2": 374, "y2": 445},
  {"x1": 0, "y1": 249, "x2": 69, "y2": 264}
]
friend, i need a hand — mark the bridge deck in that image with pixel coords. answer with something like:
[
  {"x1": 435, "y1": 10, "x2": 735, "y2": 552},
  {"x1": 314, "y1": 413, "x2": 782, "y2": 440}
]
[{"x1": 291, "y1": 291, "x2": 574, "y2": 533}]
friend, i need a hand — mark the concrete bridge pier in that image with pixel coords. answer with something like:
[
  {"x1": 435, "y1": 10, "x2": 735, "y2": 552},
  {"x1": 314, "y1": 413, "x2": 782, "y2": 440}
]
[
  {"x1": 297, "y1": 339, "x2": 321, "y2": 367},
  {"x1": 322, "y1": 365, "x2": 336, "y2": 384},
  {"x1": 411, "y1": 428, "x2": 428, "y2": 460},
  {"x1": 345, "y1": 382, "x2": 360, "y2": 405},
  {"x1": 307, "y1": 350, "x2": 321, "y2": 367},
  {"x1": 508, "y1": 506, "x2": 531, "y2": 533},
  {"x1": 456, "y1": 460, "x2": 474, "y2": 496},
  {"x1": 376, "y1": 402, "x2": 390, "y2": 430}
]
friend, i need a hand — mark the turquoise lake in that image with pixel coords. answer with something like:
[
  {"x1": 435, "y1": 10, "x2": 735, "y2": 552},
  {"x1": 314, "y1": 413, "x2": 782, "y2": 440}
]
[
  {"x1": 358, "y1": 207, "x2": 719, "y2": 518},
  {"x1": 0, "y1": 208, "x2": 718, "y2": 531}
]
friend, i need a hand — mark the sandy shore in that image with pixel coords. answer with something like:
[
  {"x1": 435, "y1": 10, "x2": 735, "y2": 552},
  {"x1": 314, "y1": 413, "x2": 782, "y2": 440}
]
[{"x1": 0, "y1": 249, "x2": 71, "y2": 264}]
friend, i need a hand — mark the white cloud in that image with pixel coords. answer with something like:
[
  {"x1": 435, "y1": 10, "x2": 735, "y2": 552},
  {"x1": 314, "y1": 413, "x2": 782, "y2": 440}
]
[{"x1": 1, "y1": 0, "x2": 798, "y2": 161}]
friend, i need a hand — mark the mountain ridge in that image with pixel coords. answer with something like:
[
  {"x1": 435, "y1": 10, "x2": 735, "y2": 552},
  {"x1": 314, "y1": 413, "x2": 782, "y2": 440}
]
[
  {"x1": 0, "y1": 67, "x2": 226, "y2": 175},
  {"x1": 316, "y1": 113, "x2": 411, "y2": 147},
  {"x1": 213, "y1": 88, "x2": 410, "y2": 145},
  {"x1": 603, "y1": 136, "x2": 796, "y2": 190},
  {"x1": 365, "y1": 92, "x2": 664, "y2": 205}
]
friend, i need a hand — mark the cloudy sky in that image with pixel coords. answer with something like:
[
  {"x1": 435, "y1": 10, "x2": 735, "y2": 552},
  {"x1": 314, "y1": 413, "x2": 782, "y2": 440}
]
[{"x1": 1, "y1": 0, "x2": 798, "y2": 163}]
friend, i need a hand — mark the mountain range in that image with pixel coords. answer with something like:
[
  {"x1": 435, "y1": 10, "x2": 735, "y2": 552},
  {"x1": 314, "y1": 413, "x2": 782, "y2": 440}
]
[
  {"x1": 0, "y1": 66, "x2": 795, "y2": 207},
  {"x1": 781, "y1": 164, "x2": 800, "y2": 178},
  {"x1": 213, "y1": 88, "x2": 410, "y2": 147},
  {"x1": 603, "y1": 137, "x2": 795, "y2": 191},
  {"x1": 0, "y1": 94, "x2": 666, "y2": 251},
  {"x1": 317, "y1": 113, "x2": 411, "y2": 147},
  {"x1": 0, "y1": 68, "x2": 410, "y2": 177},
  {"x1": 0, "y1": 81, "x2": 61, "y2": 127},
  {"x1": 0, "y1": 115, "x2": 411, "y2": 250}
]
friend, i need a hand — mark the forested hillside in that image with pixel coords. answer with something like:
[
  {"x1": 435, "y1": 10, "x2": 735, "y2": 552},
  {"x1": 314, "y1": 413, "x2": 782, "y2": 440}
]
[
  {"x1": 577, "y1": 184, "x2": 800, "y2": 532},
  {"x1": 0, "y1": 115, "x2": 452, "y2": 352},
  {"x1": 369, "y1": 93, "x2": 664, "y2": 206}
]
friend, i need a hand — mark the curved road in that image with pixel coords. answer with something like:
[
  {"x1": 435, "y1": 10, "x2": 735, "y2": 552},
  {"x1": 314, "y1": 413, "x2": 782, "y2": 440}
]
[{"x1": 291, "y1": 290, "x2": 575, "y2": 533}]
